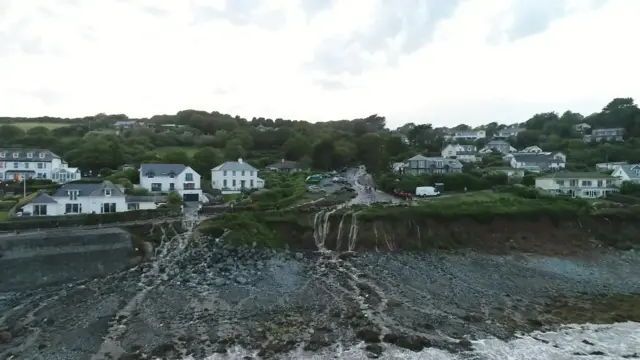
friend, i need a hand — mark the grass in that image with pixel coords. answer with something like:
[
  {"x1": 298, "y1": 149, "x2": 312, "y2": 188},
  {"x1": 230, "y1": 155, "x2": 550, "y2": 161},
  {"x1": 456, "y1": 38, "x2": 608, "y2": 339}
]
[
  {"x1": 155, "y1": 146, "x2": 200, "y2": 156},
  {"x1": 0, "y1": 212, "x2": 8, "y2": 221},
  {"x1": 357, "y1": 192, "x2": 594, "y2": 221},
  {"x1": 9, "y1": 122, "x2": 70, "y2": 130}
]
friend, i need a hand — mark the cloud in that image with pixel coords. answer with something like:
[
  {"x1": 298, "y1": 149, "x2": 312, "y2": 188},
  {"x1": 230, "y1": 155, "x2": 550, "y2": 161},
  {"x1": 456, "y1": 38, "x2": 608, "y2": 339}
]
[
  {"x1": 0, "y1": 0, "x2": 638, "y2": 128},
  {"x1": 310, "y1": 0, "x2": 464, "y2": 76}
]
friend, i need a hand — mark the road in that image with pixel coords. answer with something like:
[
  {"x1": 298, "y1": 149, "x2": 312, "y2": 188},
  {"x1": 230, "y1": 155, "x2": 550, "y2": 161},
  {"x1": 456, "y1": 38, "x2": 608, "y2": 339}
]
[{"x1": 346, "y1": 167, "x2": 401, "y2": 205}]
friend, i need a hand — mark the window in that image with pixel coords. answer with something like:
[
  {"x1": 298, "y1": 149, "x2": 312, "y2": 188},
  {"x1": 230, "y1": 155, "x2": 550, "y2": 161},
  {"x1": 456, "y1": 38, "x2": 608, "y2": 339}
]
[
  {"x1": 241, "y1": 171, "x2": 245, "y2": 176},
  {"x1": 128, "y1": 203, "x2": 139, "y2": 210},
  {"x1": 37, "y1": 162, "x2": 43, "y2": 169},
  {"x1": 232, "y1": 179, "x2": 236, "y2": 187},
  {"x1": 103, "y1": 189, "x2": 112, "y2": 196},
  {"x1": 24, "y1": 163, "x2": 29, "y2": 169},
  {"x1": 169, "y1": 183, "x2": 175, "y2": 190},
  {"x1": 102, "y1": 203, "x2": 117, "y2": 213},
  {"x1": 232, "y1": 171, "x2": 236, "y2": 176},
  {"x1": 39, "y1": 153, "x2": 45, "y2": 159},
  {"x1": 0, "y1": 162, "x2": 3, "y2": 168},
  {"x1": 33, "y1": 204, "x2": 47, "y2": 216},
  {"x1": 65, "y1": 203, "x2": 82, "y2": 214},
  {"x1": 0, "y1": 152, "x2": 4, "y2": 158},
  {"x1": 27, "y1": 152, "x2": 33, "y2": 158},
  {"x1": 581, "y1": 180, "x2": 592, "y2": 186},
  {"x1": 597, "y1": 180, "x2": 603, "y2": 187},
  {"x1": 147, "y1": 172, "x2": 155, "y2": 178},
  {"x1": 250, "y1": 179, "x2": 254, "y2": 187},
  {"x1": 185, "y1": 173, "x2": 193, "y2": 181},
  {"x1": 68, "y1": 190, "x2": 78, "y2": 201},
  {"x1": 169, "y1": 172, "x2": 175, "y2": 178},
  {"x1": 241, "y1": 180, "x2": 246, "y2": 188},
  {"x1": 184, "y1": 183, "x2": 195, "y2": 190},
  {"x1": 151, "y1": 183, "x2": 162, "y2": 191},
  {"x1": 13, "y1": 162, "x2": 18, "y2": 169},
  {"x1": 223, "y1": 179, "x2": 227, "y2": 187},
  {"x1": 556, "y1": 180, "x2": 564, "y2": 186},
  {"x1": 12, "y1": 152, "x2": 18, "y2": 158},
  {"x1": 223, "y1": 171, "x2": 227, "y2": 176}
]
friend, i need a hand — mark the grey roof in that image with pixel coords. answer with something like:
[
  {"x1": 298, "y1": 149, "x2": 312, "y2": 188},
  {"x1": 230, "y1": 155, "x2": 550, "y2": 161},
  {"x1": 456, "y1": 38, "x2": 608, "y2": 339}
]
[
  {"x1": 30, "y1": 193, "x2": 58, "y2": 204},
  {"x1": 407, "y1": 155, "x2": 430, "y2": 161},
  {"x1": 114, "y1": 121, "x2": 138, "y2": 126},
  {"x1": 0, "y1": 148, "x2": 60, "y2": 162},
  {"x1": 457, "y1": 151, "x2": 475, "y2": 156},
  {"x1": 140, "y1": 163, "x2": 188, "y2": 176},
  {"x1": 52, "y1": 181, "x2": 123, "y2": 198},
  {"x1": 213, "y1": 160, "x2": 257, "y2": 172},
  {"x1": 615, "y1": 164, "x2": 640, "y2": 180}
]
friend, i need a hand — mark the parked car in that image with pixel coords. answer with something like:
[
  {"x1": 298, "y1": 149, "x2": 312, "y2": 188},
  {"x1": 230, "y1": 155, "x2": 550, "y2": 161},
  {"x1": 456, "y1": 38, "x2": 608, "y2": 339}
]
[{"x1": 416, "y1": 186, "x2": 440, "y2": 197}]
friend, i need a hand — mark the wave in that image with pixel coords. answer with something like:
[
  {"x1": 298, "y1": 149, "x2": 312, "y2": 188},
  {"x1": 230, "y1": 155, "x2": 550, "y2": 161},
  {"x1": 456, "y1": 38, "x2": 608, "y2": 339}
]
[{"x1": 178, "y1": 322, "x2": 640, "y2": 359}]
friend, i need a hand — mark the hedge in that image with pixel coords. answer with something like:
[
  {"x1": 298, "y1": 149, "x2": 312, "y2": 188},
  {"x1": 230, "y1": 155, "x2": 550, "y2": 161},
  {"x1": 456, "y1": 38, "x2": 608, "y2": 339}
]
[
  {"x1": 0, "y1": 208, "x2": 176, "y2": 231},
  {"x1": 0, "y1": 200, "x2": 17, "y2": 211}
]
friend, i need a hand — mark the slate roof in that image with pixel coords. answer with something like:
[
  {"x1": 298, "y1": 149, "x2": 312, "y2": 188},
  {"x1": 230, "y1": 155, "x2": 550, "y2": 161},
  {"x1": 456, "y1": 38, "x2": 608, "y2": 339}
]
[
  {"x1": 51, "y1": 181, "x2": 123, "y2": 197},
  {"x1": 140, "y1": 163, "x2": 188, "y2": 176},
  {"x1": 213, "y1": 160, "x2": 257, "y2": 172},
  {"x1": 512, "y1": 153, "x2": 564, "y2": 163},
  {"x1": 30, "y1": 193, "x2": 58, "y2": 204},
  {"x1": 0, "y1": 148, "x2": 61, "y2": 162},
  {"x1": 615, "y1": 164, "x2": 640, "y2": 180}
]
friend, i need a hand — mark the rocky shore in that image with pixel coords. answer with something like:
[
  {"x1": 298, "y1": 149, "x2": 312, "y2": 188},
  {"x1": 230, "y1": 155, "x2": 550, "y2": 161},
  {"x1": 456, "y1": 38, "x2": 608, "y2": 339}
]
[{"x1": 2, "y1": 230, "x2": 640, "y2": 359}]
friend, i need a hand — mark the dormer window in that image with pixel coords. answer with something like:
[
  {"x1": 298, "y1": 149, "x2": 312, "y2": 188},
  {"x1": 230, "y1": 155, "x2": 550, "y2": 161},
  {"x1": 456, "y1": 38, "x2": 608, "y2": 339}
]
[
  {"x1": 103, "y1": 189, "x2": 112, "y2": 196},
  {"x1": 39, "y1": 153, "x2": 45, "y2": 159},
  {"x1": 12, "y1": 152, "x2": 18, "y2": 158},
  {"x1": 27, "y1": 152, "x2": 33, "y2": 158},
  {"x1": 168, "y1": 171, "x2": 176, "y2": 178},
  {"x1": 146, "y1": 172, "x2": 155, "y2": 178},
  {"x1": 0, "y1": 152, "x2": 5, "y2": 158}
]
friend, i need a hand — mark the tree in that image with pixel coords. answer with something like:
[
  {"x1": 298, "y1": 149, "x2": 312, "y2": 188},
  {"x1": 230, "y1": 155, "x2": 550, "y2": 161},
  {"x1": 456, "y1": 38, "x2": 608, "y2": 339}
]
[
  {"x1": 0, "y1": 124, "x2": 25, "y2": 143},
  {"x1": 161, "y1": 150, "x2": 189, "y2": 164},
  {"x1": 192, "y1": 147, "x2": 223, "y2": 177},
  {"x1": 281, "y1": 135, "x2": 312, "y2": 160},
  {"x1": 356, "y1": 133, "x2": 389, "y2": 175}
]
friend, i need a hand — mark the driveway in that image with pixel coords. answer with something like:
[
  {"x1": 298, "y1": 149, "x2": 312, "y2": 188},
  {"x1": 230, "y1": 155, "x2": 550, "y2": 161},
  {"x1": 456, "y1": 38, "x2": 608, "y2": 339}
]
[{"x1": 345, "y1": 168, "x2": 401, "y2": 205}]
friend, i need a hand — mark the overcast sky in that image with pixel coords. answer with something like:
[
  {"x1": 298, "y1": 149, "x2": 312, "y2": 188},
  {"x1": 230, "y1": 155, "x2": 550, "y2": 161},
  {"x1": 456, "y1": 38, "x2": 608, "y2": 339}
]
[{"x1": 1, "y1": 0, "x2": 639, "y2": 128}]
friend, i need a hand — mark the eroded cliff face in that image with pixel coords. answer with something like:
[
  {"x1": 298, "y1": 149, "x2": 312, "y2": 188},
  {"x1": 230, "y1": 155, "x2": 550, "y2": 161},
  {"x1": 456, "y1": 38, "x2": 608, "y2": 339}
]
[{"x1": 265, "y1": 212, "x2": 638, "y2": 256}]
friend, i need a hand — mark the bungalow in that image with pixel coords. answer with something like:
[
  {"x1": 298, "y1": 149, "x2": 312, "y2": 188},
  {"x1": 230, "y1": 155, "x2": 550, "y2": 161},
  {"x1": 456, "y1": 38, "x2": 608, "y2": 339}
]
[
  {"x1": 211, "y1": 158, "x2": 265, "y2": 194},
  {"x1": 139, "y1": 163, "x2": 204, "y2": 202},
  {"x1": 20, "y1": 180, "x2": 156, "y2": 216},
  {"x1": 535, "y1": 172, "x2": 619, "y2": 198},
  {"x1": 496, "y1": 127, "x2": 526, "y2": 138},
  {"x1": 265, "y1": 159, "x2": 306, "y2": 173},
  {"x1": 573, "y1": 123, "x2": 591, "y2": 132},
  {"x1": 445, "y1": 130, "x2": 486, "y2": 141},
  {"x1": 509, "y1": 153, "x2": 566, "y2": 172},
  {"x1": 612, "y1": 164, "x2": 640, "y2": 183},
  {"x1": 484, "y1": 140, "x2": 512, "y2": 155},
  {"x1": 583, "y1": 128, "x2": 624, "y2": 142}
]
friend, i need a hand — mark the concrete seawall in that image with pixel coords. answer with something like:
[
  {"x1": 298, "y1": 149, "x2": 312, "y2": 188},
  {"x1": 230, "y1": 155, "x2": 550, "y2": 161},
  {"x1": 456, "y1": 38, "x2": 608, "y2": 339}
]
[{"x1": 0, "y1": 228, "x2": 134, "y2": 292}]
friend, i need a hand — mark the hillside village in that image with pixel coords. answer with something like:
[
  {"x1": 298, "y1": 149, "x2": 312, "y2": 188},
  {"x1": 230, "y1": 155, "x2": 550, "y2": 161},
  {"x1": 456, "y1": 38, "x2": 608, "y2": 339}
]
[{"x1": 0, "y1": 97, "x2": 639, "y2": 220}]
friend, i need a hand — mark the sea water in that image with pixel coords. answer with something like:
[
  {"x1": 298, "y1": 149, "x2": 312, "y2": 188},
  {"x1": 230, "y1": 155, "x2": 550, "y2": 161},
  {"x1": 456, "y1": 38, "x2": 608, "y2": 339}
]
[{"x1": 179, "y1": 322, "x2": 639, "y2": 359}]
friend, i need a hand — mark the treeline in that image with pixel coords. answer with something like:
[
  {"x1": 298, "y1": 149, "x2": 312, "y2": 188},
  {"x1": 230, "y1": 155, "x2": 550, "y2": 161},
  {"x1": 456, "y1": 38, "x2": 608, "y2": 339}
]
[{"x1": 0, "y1": 98, "x2": 638, "y2": 177}]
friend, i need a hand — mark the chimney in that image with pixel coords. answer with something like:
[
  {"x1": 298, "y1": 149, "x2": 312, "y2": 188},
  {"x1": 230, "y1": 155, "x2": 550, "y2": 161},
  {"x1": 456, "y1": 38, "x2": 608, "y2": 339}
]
[
  {"x1": 238, "y1": 158, "x2": 243, "y2": 164},
  {"x1": 281, "y1": 158, "x2": 285, "y2": 163}
]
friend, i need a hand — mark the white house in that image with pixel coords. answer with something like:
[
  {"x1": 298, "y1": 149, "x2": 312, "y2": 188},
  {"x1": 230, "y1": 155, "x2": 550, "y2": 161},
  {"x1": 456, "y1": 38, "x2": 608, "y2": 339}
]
[
  {"x1": 509, "y1": 153, "x2": 566, "y2": 172},
  {"x1": 573, "y1": 123, "x2": 591, "y2": 132},
  {"x1": 496, "y1": 127, "x2": 526, "y2": 138},
  {"x1": 535, "y1": 172, "x2": 619, "y2": 198},
  {"x1": 0, "y1": 148, "x2": 81, "y2": 183},
  {"x1": 139, "y1": 163, "x2": 204, "y2": 202},
  {"x1": 445, "y1": 130, "x2": 486, "y2": 141},
  {"x1": 441, "y1": 144, "x2": 476, "y2": 158},
  {"x1": 612, "y1": 164, "x2": 640, "y2": 183},
  {"x1": 211, "y1": 158, "x2": 264, "y2": 194},
  {"x1": 21, "y1": 181, "x2": 141, "y2": 216},
  {"x1": 597, "y1": 161, "x2": 628, "y2": 172}
]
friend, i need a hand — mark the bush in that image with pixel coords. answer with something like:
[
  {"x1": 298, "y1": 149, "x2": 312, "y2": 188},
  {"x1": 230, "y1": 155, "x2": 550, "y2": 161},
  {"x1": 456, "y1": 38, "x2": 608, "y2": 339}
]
[
  {"x1": 0, "y1": 208, "x2": 175, "y2": 231},
  {"x1": 0, "y1": 200, "x2": 17, "y2": 211}
]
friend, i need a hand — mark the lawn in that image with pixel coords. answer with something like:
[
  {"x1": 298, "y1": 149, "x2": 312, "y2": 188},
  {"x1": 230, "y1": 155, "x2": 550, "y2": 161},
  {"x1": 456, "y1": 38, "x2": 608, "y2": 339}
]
[
  {"x1": 155, "y1": 146, "x2": 200, "y2": 156},
  {"x1": 8, "y1": 122, "x2": 70, "y2": 130},
  {"x1": 0, "y1": 212, "x2": 8, "y2": 221}
]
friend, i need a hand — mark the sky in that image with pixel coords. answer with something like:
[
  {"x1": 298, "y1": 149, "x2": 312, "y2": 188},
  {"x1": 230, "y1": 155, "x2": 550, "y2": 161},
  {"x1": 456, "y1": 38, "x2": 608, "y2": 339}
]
[{"x1": 1, "y1": 0, "x2": 639, "y2": 128}]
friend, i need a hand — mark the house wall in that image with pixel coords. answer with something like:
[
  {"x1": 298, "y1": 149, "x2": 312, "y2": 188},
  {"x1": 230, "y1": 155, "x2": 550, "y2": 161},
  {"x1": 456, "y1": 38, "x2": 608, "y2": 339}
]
[
  {"x1": 0, "y1": 156, "x2": 70, "y2": 182},
  {"x1": 211, "y1": 169, "x2": 265, "y2": 191},
  {"x1": 54, "y1": 195, "x2": 128, "y2": 214},
  {"x1": 139, "y1": 167, "x2": 201, "y2": 193},
  {"x1": 535, "y1": 177, "x2": 619, "y2": 198},
  {"x1": 22, "y1": 203, "x2": 61, "y2": 216},
  {"x1": 127, "y1": 201, "x2": 157, "y2": 210}
]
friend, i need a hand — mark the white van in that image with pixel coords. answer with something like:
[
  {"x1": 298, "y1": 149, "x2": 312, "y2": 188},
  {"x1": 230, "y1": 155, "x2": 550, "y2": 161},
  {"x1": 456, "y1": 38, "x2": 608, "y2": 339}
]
[{"x1": 415, "y1": 186, "x2": 440, "y2": 197}]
